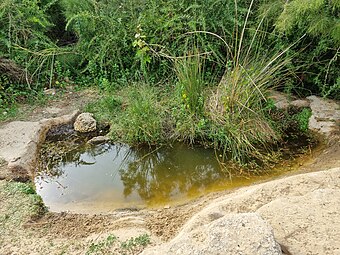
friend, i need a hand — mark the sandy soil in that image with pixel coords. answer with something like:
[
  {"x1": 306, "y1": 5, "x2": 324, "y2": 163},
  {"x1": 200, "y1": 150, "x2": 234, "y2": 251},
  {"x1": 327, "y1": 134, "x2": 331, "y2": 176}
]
[{"x1": 0, "y1": 88, "x2": 339, "y2": 254}]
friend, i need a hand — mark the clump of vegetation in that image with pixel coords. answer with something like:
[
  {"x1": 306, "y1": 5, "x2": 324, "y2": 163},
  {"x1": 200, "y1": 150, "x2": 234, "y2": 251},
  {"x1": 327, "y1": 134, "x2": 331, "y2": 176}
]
[
  {"x1": 174, "y1": 51, "x2": 205, "y2": 116},
  {"x1": 109, "y1": 85, "x2": 169, "y2": 145},
  {"x1": 120, "y1": 234, "x2": 151, "y2": 252},
  {"x1": 294, "y1": 108, "x2": 312, "y2": 133},
  {"x1": 4, "y1": 181, "x2": 47, "y2": 219},
  {"x1": 86, "y1": 235, "x2": 118, "y2": 255},
  {"x1": 9, "y1": 182, "x2": 36, "y2": 195},
  {"x1": 86, "y1": 233, "x2": 150, "y2": 255}
]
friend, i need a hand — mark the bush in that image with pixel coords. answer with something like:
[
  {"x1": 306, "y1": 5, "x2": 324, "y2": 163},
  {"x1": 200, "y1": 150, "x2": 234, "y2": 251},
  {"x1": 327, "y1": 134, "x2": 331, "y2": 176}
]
[
  {"x1": 259, "y1": 0, "x2": 340, "y2": 99},
  {"x1": 58, "y1": 0, "x2": 257, "y2": 82},
  {"x1": 110, "y1": 85, "x2": 169, "y2": 145}
]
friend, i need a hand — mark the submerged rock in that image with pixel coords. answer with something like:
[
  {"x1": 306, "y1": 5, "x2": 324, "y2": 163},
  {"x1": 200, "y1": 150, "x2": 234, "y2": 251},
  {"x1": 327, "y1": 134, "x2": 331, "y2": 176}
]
[
  {"x1": 141, "y1": 213, "x2": 282, "y2": 255},
  {"x1": 74, "y1": 112, "x2": 97, "y2": 133},
  {"x1": 87, "y1": 135, "x2": 110, "y2": 145}
]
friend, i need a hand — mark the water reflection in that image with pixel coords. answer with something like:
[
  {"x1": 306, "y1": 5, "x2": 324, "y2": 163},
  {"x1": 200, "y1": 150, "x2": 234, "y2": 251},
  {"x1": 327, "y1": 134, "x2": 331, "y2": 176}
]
[
  {"x1": 35, "y1": 143, "x2": 227, "y2": 210},
  {"x1": 119, "y1": 145, "x2": 224, "y2": 202}
]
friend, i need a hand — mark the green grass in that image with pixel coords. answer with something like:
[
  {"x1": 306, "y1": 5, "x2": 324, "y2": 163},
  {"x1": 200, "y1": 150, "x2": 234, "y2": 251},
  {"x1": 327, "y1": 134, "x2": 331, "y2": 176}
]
[
  {"x1": 0, "y1": 104, "x2": 18, "y2": 121},
  {"x1": 85, "y1": 94, "x2": 122, "y2": 123},
  {"x1": 118, "y1": 85, "x2": 166, "y2": 144},
  {"x1": 4, "y1": 181, "x2": 47, "y2": 219},
  {"x1": 87, "y1": 84, "x2": 170, "y2": 146},
  {"x1": 120, "y1": 234, "x2": 151, "y2": 251},
  {"x1": 86, "y1": 235, "x2": 118, "y2": 255},
  {"x1": 85, "y1": 233, "x2": 150, "y2": 255},
  {"x1": 174, "y1": 50, "x2": 205, "y2": 116}
]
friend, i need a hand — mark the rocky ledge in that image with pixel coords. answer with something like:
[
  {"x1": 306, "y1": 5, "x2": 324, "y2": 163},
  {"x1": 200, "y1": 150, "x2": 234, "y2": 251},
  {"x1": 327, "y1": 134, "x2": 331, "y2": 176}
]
[{"x1": 142, "y1": 167, "x2": 340, "y2": 255}]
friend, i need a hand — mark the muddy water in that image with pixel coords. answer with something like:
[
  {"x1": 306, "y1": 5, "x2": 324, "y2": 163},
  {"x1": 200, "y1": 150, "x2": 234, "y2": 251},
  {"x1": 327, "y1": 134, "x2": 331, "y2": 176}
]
[{"x1": 35, "y1": 142, "x2": 314, "y2": 213}]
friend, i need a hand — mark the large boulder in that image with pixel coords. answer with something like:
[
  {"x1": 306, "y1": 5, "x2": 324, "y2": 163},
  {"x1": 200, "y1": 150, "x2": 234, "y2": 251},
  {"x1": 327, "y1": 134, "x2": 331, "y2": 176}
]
[
  {"x1": 142, "y1": 213, "x2": 282, "y2": 255},
  {"x1": 74, "y1": 112, "x2": 97, "y2": 133}
]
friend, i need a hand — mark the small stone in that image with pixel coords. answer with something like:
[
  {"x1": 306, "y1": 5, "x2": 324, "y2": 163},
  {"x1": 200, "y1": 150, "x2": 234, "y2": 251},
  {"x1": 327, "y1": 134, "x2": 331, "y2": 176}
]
[
  {"x1": 270, "y1": 91, "x2": 290, "y2": 109},
  {"x1": 87, "y1": 136, "x2": 109, "y2": 145},
  {"x1": 164, "y1": 205, "x2": 170, "y2": 209},
  {"x1": 44, "y1": 88, "x2": 56, "y2": 96},
  {"x1": 74, "y1": 113, "x2": 97, "y2": 133},
  {"x1": 290, "y1": 99, "x2": 310, "y2": 108}
]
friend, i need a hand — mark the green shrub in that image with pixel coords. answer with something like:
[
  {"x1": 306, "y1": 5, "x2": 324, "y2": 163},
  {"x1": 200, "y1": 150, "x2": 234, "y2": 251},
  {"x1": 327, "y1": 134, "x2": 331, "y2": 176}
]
[
  {"x1": 58, "y1": 0, "x2": 256, "y2": 82},
  {"x1": 0, "y1": 0, "x2": 77, "y2": 107},
  {"x1": 111, "y1": 85, "x2": 168, "y2": 145},
  {"x1": 259, "y1": 0, "x2": 340, "y2": 99},
  {"x1": 294, "y1": 108, "x2": 312, "y2": 132}
]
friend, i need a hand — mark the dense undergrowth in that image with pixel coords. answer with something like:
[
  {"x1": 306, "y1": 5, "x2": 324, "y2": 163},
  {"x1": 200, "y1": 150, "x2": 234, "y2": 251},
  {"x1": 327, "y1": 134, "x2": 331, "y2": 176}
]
[{"x1": 0, "y1": 0, "x2": 338, "y2": 166}]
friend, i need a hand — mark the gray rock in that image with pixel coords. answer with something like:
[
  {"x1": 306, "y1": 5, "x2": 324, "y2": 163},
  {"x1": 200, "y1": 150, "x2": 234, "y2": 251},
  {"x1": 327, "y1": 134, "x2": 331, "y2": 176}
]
[
  {"x1": 270, "y1": 91, "x2": 310, "y2": 109},
  {"x1": 87, "y1": 136, "x2": 109, "y2": 145},
  {"x1": 270, "y1": 91, "x2": 290, "y2": 110},
  {"x1": 142, "y1": 213, "x2": 282, "y2": 255},
  {"x1": 290, "y1": 99, "x2": 310, "y2": 108},
  {"x1": 74, "y1": 112, "x2": 97, "y2": 133},
  {"x1": 307, "y1": 96, "x2": 340, "y2": 139}
]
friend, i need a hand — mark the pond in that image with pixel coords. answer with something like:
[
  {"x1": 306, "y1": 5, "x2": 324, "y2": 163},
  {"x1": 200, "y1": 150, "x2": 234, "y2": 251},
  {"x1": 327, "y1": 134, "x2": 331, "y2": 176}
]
[{"x1": 35, "y1": 130, "x2": 317, "y2": 213}]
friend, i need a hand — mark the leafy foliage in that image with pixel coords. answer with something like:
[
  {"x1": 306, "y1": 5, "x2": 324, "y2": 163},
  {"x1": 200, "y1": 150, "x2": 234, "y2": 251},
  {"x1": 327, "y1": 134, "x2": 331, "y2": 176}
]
[
  {"x1": 259, "y1": 0, "x2": 340, "y2": 99},
  {"x1": 1, "y1": 0, "x2": 336, "y2": 167}
]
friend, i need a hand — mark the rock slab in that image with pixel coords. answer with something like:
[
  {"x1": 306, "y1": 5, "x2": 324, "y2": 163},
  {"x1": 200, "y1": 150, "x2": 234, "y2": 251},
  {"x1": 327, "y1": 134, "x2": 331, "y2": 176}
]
[
  {"x1": 0, "y1": 111, "x2": 79, "y2": 180},
  {"x1": 307, "y1": 95, "x2": 340, "y2": 139},
  {"x1": 258, "y1": 188, "x2": 340, "y2": 255},
  {"x1": 142, "y1": 168, "x2": 340, "y2": 255},
  {"x1": 142, "y1": 213, "x2": 282, "y2": 255}
]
